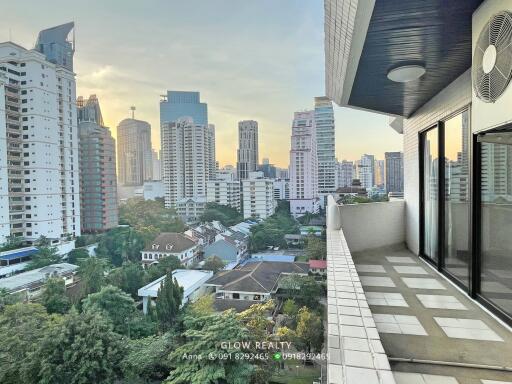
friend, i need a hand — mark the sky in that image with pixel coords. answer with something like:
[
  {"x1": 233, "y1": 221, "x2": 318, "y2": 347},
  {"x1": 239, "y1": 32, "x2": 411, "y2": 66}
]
[{"x1": 3, "y1": 0, "x2": 402, "y2": 168}]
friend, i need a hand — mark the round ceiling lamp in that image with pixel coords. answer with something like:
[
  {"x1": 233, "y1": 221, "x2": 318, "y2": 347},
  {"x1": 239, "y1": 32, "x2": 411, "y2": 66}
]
[{"x1": 387, "y1": 65, "x2": 426, "y2": 83}]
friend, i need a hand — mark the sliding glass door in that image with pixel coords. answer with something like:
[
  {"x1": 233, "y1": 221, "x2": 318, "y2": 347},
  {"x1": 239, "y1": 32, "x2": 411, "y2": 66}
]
[
  {"x1": 421, "y1": 109, "x2": 470, "y2": 289},
  {"x1": 478, "y1": 131, "x2": 512, "y2": 318}
]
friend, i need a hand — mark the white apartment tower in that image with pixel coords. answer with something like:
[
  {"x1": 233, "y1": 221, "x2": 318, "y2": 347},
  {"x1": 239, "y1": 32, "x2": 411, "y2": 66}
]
[
  {"x1": 236, "y1": 120, "x2": 259, "y2": 180},
  {"x1": 161, "y1": 117, "x2": 215, "y2": 209},
  {"x1": 241, "y1": 172, "x2": 275, "y2": 219},
  {"x1": 117, "y1": 118, "x2": 153, "y2": 186},
  {"x1": 359, "y1": 154, "x2": 375, "y2": 190},
  {"x1": 337, "y1": 160, "x2": 355, "y2": 188},
  {"x1": 315, "y1": 96, "x2": 336, "y2": 200},
  {"x1": 0, "y1": 23, "x2": 80, "y2": 243},
  {"x1": 289, "y1": 111, "x2": 319, "y2": 217}
]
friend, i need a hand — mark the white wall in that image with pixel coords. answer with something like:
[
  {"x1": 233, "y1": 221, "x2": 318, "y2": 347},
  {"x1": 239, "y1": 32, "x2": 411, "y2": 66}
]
[
  {"x1": 338, "y1": 201, "x2": 405, "y2": 252},
  {"x1": 403, "y1": 70, "x2": 472, "y2": 254}
]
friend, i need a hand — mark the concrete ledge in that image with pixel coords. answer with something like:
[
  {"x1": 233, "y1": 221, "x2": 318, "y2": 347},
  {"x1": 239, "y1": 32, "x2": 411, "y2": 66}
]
[
  {"x1": 338, "y1": 201, "x2": 405, "y2": 252},
  {"x1": 327, "y1": 228, "x2": 396, "y2": 384}
]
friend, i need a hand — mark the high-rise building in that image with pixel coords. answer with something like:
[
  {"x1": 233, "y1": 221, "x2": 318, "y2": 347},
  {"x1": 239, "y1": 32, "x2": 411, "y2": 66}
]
[
  {"x1": 273, "y1": 179, "x2": 290, "y2": 200},
  {"x1": 241, "y1": 172, "x2": 275, "y2": 219},
  {"x1": 117, "y1": 118, "x2": 153, "y2": 186},
  {"x1": 160, "y1": 91, "x2": 207, "y2": 126},
  {"x1": 0, "y1": 23, "x2": 80, "y2": 243},
  {"x1": 236, "y1": 120, "x2": 259, "y2": 180},
  {"x1": 315, "y1": 96, "x2": 336, "y2": 200},
  {"x1": 384, "y1": 152, "x2": 404, "y2": 193},
  {"x1": 152, "y1": 149, "x2": 161, "y2": 181},
  {"x1": 206, "y1": 179, "x2": 241, "y2": 210},
  {"x1": 374, "y1": 159, "x2": 385, "y2": 189},
  {"x1": 289, "y1": 111, "x2": 319, "y2": 217},
  {"x1": 161, "y1": 117, "x2": 215, "y2": 210},
  {"x1": 359, "y1": 154, "x2": 375, "y2": 190},
  {"x1": 337, "y1": 160, "x2": 355, "y2": 188},
  {"x1": 207, "y1": 124, "x2": 216, "y2": 180},
  {"x1": 77, "y1": 95, "x2": 118, "y2": 232}
]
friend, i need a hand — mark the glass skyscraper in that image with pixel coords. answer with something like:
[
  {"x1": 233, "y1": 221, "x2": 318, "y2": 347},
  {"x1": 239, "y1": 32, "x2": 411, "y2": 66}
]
[{"x1": 160, "y1": 91, "x2": 207, "y2": 126}]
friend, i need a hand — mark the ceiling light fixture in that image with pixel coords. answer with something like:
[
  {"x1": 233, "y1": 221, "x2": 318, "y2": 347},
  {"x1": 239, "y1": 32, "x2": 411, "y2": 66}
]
[{"x1": 387, "y1": 65, "x2": 426, "y2": 83}]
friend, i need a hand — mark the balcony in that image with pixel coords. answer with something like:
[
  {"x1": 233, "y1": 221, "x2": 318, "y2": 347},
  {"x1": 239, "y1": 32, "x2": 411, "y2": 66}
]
[{"x1": 326, "y1": 197, "x2": 512, "y2": 384}]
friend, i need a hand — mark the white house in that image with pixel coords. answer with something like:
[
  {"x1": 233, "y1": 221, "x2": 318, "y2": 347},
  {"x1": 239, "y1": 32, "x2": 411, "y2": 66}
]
[{"x1": 141, "y1": 232, "x2": 199, "y2": 267}]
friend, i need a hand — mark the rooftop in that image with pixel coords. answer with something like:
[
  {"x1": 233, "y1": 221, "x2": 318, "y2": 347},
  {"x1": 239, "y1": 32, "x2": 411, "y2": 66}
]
[
  {"x1": 143, "y1": 233, "x2": 197, "y2": 253},
  {"x1": 0, "y1": 263, "x2": 78, "y2": 292},
  {"x1": 137, "y1": 269, "x2": 213, "y2": 298}
]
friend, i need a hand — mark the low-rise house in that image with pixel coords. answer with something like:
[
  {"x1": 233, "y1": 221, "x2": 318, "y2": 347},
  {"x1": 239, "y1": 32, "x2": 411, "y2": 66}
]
[
  {"x1": 0, "y1": 246, "x2": 39, "y2": 278},
  {"x1": 0, "y1": 263, "x2": 79, "y2": 299},
  {"x1": 176, "y1": 197, "x2": 206, "y2": 223},
  {"x1": 138, "y1": 269, "x2": 213, "y2": 314},
  {"x1": 205, "y1": 261, "x2": 308, "y2": 305},
  {"x1": 284, "y1": 234, "x2": 303, "y2": 247},
  {"x1": 141, "y1": 233, "x2": 199, "y2": 267},
  {"x1": 203, "y1": 228, "x2": 249, "y2": 264},
  {"x1": 184, "y1": 221, "x2": 226, "y2": 247},
  {"x1": 309, "y1": 259, "x2": 327, "y2": 275}
]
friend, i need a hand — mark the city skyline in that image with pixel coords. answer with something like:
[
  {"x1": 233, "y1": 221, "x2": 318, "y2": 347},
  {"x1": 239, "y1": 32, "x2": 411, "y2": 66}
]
[{"x1": 2, "y1": 0, "x2": 401, "y2": 168}]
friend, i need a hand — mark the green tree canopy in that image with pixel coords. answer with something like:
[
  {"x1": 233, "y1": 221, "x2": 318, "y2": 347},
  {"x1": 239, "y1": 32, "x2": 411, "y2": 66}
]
[
  {"x1": 203, "y1": 255, "x2": 225, "y2": 274},
  {"x1": 41, "y1": 277, "x2": 70, "y2": 314},
  {"x1": 156, "y1": 273, "x2": 184, "y2": 332},
  {"x1": 279, "y1": 274, "x2": 323, "y2": 309},
  {"x1": 200, "y1": 203, "x2": 243, "y2": 226},
  {"x1": 120, "y1": 197, "x2": 186, "y2": 233},
  {"x1": 295, "y1": 307, "x2": 324, "y2": 353},
  {"x1": 78, "y1": 256, "x2": 106, "y2": 296},
  {"x1": 37, "y1": 309, "x2": 126, "y2": 384},
  {"x1": 166, "y1": 311, "x2": 254, "y2": 384},
  {"x1": 0, "y1": 303, "x2": 59, "y2": 384},
  {"x1": 107, "y1": 262, "x2": 145, "y2": 298},
  {"x1": 67, "y1": 248, "x2": 89, "y2": 264},
  {"x1": 145, "y1": 255, "x2": 182, "y2": 283},
  {"x1": 82, "y1": 285, "x2": 138, "y2": 336},
  {"x1": 27, "y1": 246, "x2": 61, "y2": 270},
  {"x1": 95, "y1": 227, "x2": 146, "y2": 266},
  {"x1": 305, "y1": 236, "x2": 326, "y2": 260}
]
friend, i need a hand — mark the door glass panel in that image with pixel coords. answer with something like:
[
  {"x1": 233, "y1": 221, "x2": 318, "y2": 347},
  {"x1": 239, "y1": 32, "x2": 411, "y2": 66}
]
[
  {"x1": 444, "y1": 111, "x2": 470, "y2": 287},
  {"x1": 424, "y1": 128, "x2": 439, "y2": 263},
  {"x1": 480, "y1": 135, "x2": 512, "y2": 317}
]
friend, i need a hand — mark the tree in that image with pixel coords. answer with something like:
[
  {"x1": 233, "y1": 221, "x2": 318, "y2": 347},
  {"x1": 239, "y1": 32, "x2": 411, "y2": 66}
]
[
  {"x1": 145, "y1": 255, "x2": 182, "y2": 282},
  {"x1": 78, "y1": 256, "x2": 106, "y2": 296},
  {"x1": 0, "y1": 288, "x2": 23, "y2": 311},
  {"x1": 295, "y1": 307, "x2": 323, "y2": 353},
  {"x1": 203, "y1": 255, "x2": 225, "y2": 273},
  {"x1": 37, "y1": 309, "x2": 126, "y2": 384},
  {"x1": 41, "y1": 277, "x2": 70, "y2": 314},
  {"x1": 200, "y1": 203, "x2": 243, "y2": 226},
  {"x1": 276, "y1": 326, "x2": 297, "y2": 343},
  {"x1": 282, "y1": 298, "x2": 298, "y2": 319},
  {"x1": 107, "y1": 262, "x2": 145, "y2": 298},
  {"x1": 82, "y1": 285, "x2": 139, "y2": 336},
  {"x1": 156, "y1": 273, "x2": 183, "y2": 332},
  {"x1": 166, "y1": 311, "x2": 254, "y2": 384},
  {"x1": 186, "y1": 294, "x2": 215, "y2": 317},
  {"x1": 237, "y1": 300, "x2": 274, "y2": 340},
  {"x1": 305, "y1": 236, "x2": 326, "y2": 260},
  {"x1": 0, "y1": 303, "x2": 58, "y2": 384},
  {"x1": 27, "y1": 246, "x2": 61, "y2": 270},
  {"x1": 67, "y1": 248, "x2": 89, "y2": 264},
  {"x1": 249, "y1": 206, "x2": 299, "y2": 252},
  {"x1": 0, "y1": 234, "x2": 24, "y2": 252},
  {"x1": 119, "y1": 198, "x2": 186, "y2": 233},
  {"x1": 279, "y1": 274, "x2": 323, "y2": 309},
  {"x1": 121, "y1": 333, "x2": 175, "y2": 381},
  {"x1": 95, "y1": 227, "x2": 146, "y2": 266}
]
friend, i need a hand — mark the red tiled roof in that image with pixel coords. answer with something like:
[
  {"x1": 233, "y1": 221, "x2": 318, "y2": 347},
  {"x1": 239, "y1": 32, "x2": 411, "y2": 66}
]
[{"x1": 309, "y1": 259, "x2": 327, "y2": 269}]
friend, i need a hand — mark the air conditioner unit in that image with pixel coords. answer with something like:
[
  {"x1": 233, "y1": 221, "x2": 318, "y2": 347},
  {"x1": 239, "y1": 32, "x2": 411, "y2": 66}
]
[{"x1": 472, "y1": 1, "x2": 512, "y2": 133}]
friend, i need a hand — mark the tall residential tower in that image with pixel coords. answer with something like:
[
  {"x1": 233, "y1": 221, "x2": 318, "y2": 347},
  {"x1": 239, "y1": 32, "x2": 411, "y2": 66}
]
[
  {"x1": 0, "y1": 23, "x2": 80, "y2": 243},
  {"x1": 315, "y1": 96, "x2": 336, "y2": 201},
  {"x1": 77, "y1": 95, "x2": 118, "y2": 232},
  {"x1": 236, "y1": 120, "x2": 259, "y2": 180}
]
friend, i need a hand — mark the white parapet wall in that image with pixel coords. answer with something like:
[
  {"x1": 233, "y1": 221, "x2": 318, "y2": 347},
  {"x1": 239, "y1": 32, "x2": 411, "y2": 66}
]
[{"x1": 336, "y1": 201, "x2": 405, "y2": 253}]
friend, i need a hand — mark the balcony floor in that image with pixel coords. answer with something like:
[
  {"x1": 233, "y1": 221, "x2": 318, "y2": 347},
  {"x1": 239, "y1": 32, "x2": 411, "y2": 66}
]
[{"x1": 353, "y1": 244, "x2": 512, "y2": 384}]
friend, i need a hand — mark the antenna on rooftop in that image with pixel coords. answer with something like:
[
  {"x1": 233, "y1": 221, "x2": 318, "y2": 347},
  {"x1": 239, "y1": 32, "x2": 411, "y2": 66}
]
[{"x1": 130, "y1": 106, "x2": 136, "y2": 119}]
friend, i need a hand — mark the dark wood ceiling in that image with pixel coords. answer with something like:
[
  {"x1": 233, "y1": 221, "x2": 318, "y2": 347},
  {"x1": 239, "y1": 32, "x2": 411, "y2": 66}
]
[{"x1": 348, "y1": 0, "x2": 483, "y2": 118}]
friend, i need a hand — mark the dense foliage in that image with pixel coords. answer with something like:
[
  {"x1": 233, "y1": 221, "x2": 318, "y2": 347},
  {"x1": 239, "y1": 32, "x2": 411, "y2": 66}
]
[
  {"x1": 200, "y1": 202, "x2": 243, "y2": 226},
  {"x1": 41, "y1": 277, "x2": 70, "y2": 314},
  {"x1": 249, "y1": 201, "x2": 299, "y2": 251},
  {"x1": 305, "y1": 235, "x2": 327, "y2": 260},
  {"x1": 203, "y1": 255, "x2": 225, "y2": 273},
  {"x1": 156, "y1": 273, "x2": 184, "y2": 332}
]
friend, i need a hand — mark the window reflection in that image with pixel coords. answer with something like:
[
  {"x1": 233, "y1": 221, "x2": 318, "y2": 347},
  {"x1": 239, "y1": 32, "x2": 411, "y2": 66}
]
[
  {"x1": 444, "y1": 111, "x2": 470, "y2": 286},
  {"x1": 480, "y1": 135, "x2": 512, "y2": 317},
  {"x1": 424, "y1": 129, "x2": 439, "y2": 263}
]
